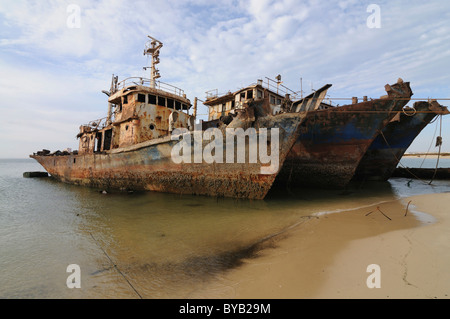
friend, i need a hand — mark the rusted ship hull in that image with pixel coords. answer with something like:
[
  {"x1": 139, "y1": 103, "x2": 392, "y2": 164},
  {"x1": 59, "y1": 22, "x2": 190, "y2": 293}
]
[
  {"x1": 31, "y1": 113, "x2": 304, "y2": 200},
  {"x1": 352, "y1": 101, "x2": 449, "y2": 181},
  {"x1": 274, "y1": 80, "x2": 413, "y2": 188}
]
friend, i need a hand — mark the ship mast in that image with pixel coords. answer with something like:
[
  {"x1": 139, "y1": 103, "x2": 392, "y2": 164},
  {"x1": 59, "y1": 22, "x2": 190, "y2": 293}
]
[
  {"x1": 143, "y1": 35, "x2": 163, "y2": 88},
  {"x1": 102, "y1": 74, "x2": 118, "y2": 125}
]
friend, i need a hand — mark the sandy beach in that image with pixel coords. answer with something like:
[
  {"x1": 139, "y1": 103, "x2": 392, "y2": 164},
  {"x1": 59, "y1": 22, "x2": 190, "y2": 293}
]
[
  {"x1": 197, "y1": 192, "x2": 450, "y2": 299},
  {"x1": 403, "y1": 154, "x2": 450, "y2": 159}
]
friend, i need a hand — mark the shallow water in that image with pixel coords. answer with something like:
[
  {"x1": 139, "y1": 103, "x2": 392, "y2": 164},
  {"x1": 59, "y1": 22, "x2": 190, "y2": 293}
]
[
  {"x1": 0, "y1": 158, "x2": 449, "y2": 298},
  {"x1": 398, "y1": 156, "x2": 450, "y2": 169}
]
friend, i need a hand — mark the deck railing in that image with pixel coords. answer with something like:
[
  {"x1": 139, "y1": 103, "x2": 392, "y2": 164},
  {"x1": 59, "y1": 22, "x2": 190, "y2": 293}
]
[
  {"x1": 205, "y1": 77, "x2": 300, "y2": 101},
  {"x1": 82, "y1": 117, "x2": 108, "y2": 131},
  {"x1": 262, "y1": 77, "x2": 299, "y2": 100},
  {"x1": 115, "y1": 77, "x2": 186, "y2": 98}
]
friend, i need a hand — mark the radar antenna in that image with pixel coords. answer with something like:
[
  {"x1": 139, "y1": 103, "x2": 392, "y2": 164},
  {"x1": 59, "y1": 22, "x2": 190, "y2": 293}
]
[{"x1": 143, "y1": 35, "x2": 163, "y2": 88}]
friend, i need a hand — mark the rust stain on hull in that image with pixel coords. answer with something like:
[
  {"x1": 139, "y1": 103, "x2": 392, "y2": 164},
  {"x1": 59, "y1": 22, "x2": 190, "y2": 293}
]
[
  {"x1": 353, "y1": 100, "x2": 449, "y2": 181},
  {"x1": 275, "y1": 79, "x2": 414, "y2": 188},
  {"x1": 29, "y1": 36, "x2": 427, "y2": 198},
  {"x1": 29, "y1": 37, "x2": 306, "y2": 200},
  {"x1": 31, "y1": 112, "x2": 305, "y2": 200}
]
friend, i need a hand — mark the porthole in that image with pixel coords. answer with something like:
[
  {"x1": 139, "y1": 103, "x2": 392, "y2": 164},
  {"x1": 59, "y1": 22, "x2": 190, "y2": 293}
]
[{"x1": 149, "y1": 124, "x2": 155, "y2": 130}]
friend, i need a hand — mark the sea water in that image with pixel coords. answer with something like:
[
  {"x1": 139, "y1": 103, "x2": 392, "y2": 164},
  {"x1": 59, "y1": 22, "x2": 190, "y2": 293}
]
[
  {"x1": 397, "y1": 155, "x2": 450, "y2": 169},
  {"x1": 0, "y1": 158, "x2": 449, "y2": 298}
]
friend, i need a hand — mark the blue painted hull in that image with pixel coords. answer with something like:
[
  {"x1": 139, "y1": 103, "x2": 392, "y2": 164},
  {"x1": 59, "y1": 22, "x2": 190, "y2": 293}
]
[
  {"x1": 275, "y1": 80, "x2": 414, "y2": 188},
  {"x1": 353, "y1": 101, "x2": 448, "y2": 181}
]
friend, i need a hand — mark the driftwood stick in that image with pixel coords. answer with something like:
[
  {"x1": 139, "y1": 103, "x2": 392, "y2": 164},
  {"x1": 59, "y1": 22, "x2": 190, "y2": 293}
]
[
  {"x1": 405, "y1": 200, "x2": 412, "y2": 216},
  {"x1": 377, "y1": 206, "x2": 392, "y2": 221}
]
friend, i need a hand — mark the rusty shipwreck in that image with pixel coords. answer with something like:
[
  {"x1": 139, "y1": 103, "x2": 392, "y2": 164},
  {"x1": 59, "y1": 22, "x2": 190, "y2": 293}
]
[
  {"x1": 30, "y1": 36, "x2": 306, "y2": 200},
  {"x1": 275, "y1": 79, "x2": 414, "y2": 188},
  {"x1": 353, "y1": 100, "x2": 449, "y2": 181},
  {"x1": 207, "y1": 78, "x2": 415, "y2": 189}
]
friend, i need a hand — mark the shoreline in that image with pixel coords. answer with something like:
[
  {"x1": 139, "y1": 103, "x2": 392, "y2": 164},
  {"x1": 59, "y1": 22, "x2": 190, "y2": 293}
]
[
  {"x1": 197, "y1": 192, "x2": 450, "y2": 299},
  {"x1": 403, "y1": 154, "x2": 450, "y2": 159}
]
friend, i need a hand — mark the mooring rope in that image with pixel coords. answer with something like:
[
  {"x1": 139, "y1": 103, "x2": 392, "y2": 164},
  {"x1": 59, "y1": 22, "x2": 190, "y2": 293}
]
[
  {"x1": 429, "y1": 114, "x2": 443, "y2": 184},
  {"x1": 419, "y1": 115, "x2": 440, "y2": 169},
  {"x1": 378, "y1": 129, "x2": 430, "y2": 185},
  {"x1": 89, "y1": 232, "x2": 143, "y2": 299}
]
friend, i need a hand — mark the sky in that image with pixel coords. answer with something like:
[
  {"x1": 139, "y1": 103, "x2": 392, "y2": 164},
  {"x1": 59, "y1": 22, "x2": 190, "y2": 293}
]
[{"x1": 0, "y1": 0, "x2": 449, "y2": 158}]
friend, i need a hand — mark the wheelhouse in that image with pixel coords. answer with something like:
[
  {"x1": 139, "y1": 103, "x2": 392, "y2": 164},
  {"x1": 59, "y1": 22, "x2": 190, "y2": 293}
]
[{"x1": 77, "y1": 36, "x2": 193, "y2": 155}]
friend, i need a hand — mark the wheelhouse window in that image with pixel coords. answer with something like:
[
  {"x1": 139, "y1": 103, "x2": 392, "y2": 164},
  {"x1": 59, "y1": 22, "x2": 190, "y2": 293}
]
[
  {"x1": 270, "y1": 95, "x2": 276, "y2": 104},
  {"x1": 175, "y1": 101, "x2": 181, "y2": 110},
  {"x1": 137, "y1": 94, "x2": 146, "y2": 103},
  {"x1": 148, "y1": 94, "x2": 157, "y2": 105},
  {"x1": 158, "y1": 96, "x2": 166, "y2": 107},
  {"x1": 123, "y1": 95, "x2": 128, "y2": 104},
  {"x1": 247, "y1": 90, "x2": 253, "y2": 99},
  {"x1": 167, "y1": 98, "x2": 174, "y2": 109},
  {"x1": 257, "y1": 90, "x2": 263, "y2": 99}
]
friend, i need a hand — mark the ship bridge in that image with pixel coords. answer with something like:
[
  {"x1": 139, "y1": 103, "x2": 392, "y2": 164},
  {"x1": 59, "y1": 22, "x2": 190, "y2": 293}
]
[
  {"x1": 204, "y1": 77, "x2": 298, "y2": 121},
  {"x1": 77, "y1": 36, "x2": 193, "y2": 155}
]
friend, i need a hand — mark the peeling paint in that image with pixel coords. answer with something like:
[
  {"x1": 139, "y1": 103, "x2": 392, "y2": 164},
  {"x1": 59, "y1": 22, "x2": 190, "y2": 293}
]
[
  {"x1": 275, "y1": 79, "x2": 414, "y2": 188},
  {"x1": 353, "y1": 100, "x2": 449, "y2": 181}
]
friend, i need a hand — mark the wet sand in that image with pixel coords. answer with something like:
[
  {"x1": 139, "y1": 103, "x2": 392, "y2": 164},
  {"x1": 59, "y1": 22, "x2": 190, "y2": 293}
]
[{"x1": 197, "y1": 192, "x2": 450, "y2": 299}]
